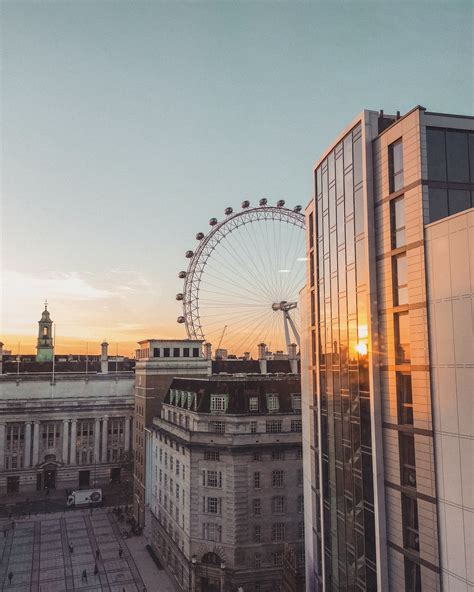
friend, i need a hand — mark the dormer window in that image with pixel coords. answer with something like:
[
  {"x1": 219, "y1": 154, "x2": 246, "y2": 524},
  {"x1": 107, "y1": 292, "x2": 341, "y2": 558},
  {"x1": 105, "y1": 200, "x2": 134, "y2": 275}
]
[
  {"x1": 169, "y1": 389, "x2": 176, "y2": 405},
  {"x1": 266, "y1": 394, "x2": 280, "y2": 412},
  {"x1": 249, "y1": 397, "x2": 259, "y2": 412},
  {"x1": 291, "y1": 394, "x2": 302, "y2": 411},
  {"x1": 210, "y1": 395, "x2": 228, "y2": 413}
]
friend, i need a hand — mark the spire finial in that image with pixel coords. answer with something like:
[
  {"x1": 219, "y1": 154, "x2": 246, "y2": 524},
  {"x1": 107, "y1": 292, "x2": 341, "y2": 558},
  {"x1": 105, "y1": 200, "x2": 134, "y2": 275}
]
[{"x1": 44, "y1": 299, "x2": 48, "y2": 310}]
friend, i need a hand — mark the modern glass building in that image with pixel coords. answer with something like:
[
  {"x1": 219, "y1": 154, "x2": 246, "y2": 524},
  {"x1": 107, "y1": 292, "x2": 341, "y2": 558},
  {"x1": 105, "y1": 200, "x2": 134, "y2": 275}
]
[{"x1": 301, "y1": 106, "x2": 473, "y2": 592}]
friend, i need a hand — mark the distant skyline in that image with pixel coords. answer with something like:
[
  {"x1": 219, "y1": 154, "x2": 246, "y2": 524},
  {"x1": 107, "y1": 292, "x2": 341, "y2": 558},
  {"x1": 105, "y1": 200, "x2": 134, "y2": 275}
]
[{"x1": 1, "y1": 0, "x2": 472, "y2": 355}]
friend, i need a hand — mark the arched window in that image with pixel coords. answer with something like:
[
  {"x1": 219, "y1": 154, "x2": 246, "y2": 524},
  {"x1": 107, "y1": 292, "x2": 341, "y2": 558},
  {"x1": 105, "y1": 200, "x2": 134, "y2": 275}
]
[{"x1": 201, "y1": 552, "x2": 222, "y2": 566}]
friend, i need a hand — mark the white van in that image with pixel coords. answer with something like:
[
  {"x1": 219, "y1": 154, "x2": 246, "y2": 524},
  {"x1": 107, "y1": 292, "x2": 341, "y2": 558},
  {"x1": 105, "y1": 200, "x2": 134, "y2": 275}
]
[{"x1": 67, "y1": 489, "x2": 102, "y2": 507}]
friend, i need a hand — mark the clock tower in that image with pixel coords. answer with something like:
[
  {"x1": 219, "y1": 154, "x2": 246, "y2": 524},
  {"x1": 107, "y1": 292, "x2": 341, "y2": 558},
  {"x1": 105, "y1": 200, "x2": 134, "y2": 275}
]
[{"x1": 36, "y1": 301, "x2": 54, "y2": 361}]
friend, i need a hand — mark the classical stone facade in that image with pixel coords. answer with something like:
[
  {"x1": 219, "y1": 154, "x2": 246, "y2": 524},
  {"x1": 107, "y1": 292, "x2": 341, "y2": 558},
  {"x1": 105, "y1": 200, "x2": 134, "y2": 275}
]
[
  {"x1": 147, "y1": 374, "x2": 305, "y2": 592},
  {"x1": 0, "y1": 372, "x2": 134, "y2": 498}
]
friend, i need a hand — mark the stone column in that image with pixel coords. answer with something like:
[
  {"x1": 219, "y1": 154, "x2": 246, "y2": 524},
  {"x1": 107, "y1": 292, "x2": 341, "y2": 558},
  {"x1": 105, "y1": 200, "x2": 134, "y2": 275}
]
[
  {"x1": 101, "y1": 416, "x2": 109, "y2": 463},
  {"x1": 0, "y1": 423, "x2": 5, "y2": 471},
  {"x1": 62, "y1": 420, "x2": 69, "y2": 464},
  {"x1": 70, "y1": 420, "x2": 77, "y2": 466},
  {"x1": 24, "y1": 422, "x2": 32, "y2": 468},
  {"x1": 124, "y1": 416, "x2": 130, "y2": 452},
  {"x1": 94, "y1": 418, "x2": 101, "y2": 463},
  {"x1": 32, "y1": 421, "x2": 40, "y2": 466}
]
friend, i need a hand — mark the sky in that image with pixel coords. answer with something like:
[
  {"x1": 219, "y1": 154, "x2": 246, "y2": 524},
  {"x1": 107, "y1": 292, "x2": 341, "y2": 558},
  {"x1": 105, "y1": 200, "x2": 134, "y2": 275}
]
[{"x1": 1, "y1": 0, "x2": 472, "y2": 356}]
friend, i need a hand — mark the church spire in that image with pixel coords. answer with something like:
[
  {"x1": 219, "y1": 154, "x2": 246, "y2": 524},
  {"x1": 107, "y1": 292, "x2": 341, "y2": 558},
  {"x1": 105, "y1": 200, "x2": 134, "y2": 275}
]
[{"x1": 36, "y1": 302, "x2": 54, "y2": 362}]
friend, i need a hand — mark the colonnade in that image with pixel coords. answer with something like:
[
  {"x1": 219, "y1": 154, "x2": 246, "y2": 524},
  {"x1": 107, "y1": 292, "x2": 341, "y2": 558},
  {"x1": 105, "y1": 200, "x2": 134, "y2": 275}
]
[{"x1": 0, "y1": 415, "x2": 132, "y2": 470}]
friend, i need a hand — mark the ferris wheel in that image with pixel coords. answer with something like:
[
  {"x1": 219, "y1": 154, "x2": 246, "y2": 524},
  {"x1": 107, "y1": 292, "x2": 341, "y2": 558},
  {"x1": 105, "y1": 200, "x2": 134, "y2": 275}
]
[{"x1": 176, "y1": 199, "x2": 306, "y2": 357}]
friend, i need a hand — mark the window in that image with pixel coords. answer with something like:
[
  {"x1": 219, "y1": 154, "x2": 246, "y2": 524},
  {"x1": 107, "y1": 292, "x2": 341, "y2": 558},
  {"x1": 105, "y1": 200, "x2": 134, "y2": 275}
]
[
  {"x1": 395, "y1": 312, "x2": 411, "y2": 364},
  {"x1": 203, "y1": 523, "x2": 222, "y2": 542},
  {"x1": 393, "y1": 253, "x2": 408, "y2": 306},
  {"x1": 209, "y1": 421, "x2": 225, "y2": 433},
  {"x1": 250, "y1": 421, "x2": 257, "y2": 434},
  {"x1": 253, "y1": 525, "x2": 261, "y2": 542},
  {"x1": 297, "y1": 468, "x2": 303, "y2": 486},
  {"x1": 266, "y1": 394, "x2": 280, "y2": 412},
  {"x1": 192, "y1": 348, "x2": 200, "y2": 358},
  {"x1": 173, "y1": 348, "x2": 180, "y2": 357},
  {"x1": 204, "y1": 496, "x2": 221, "y2": 515},
  {"x1": 249, "y1": 397, "x2": 259, "y2": 411},
  {"x1": 204, "y1": 450, "x2": 220, "y2": 461},
  {"x1": 272, "y1": 551, "x2": 284, "y2": 566},
  {"x1": 291, "y1": 393, "x2": 302, "y2": 411},
  {"x1": 390, "y1": 196, "x2": 405, "y2": 248},
  {"x1": 298, "y1": 521, "x2": 305, "y2": 539},
  {"x1": 272, "y1": 523, "x2": 285, "y2": 542},
  {"x1": 297, "y1": 494, "x2": 304, "y2": 513},
  {"x1": 389, "y1": 139, "x2": 404, "y2": 193},
  {"x1": 272, "y1": 470, "x2": 284, "y2": 488},
  {"x1": 153, "y1": 348, "x2": 160, "y2": 357},
  {"x1": 397, "y1": 373, "x2": 413, "y2": 425},
  {"x1": 253, "y1": 472, "x2": 261, "y2": 489},
  {"x1": 254, "y1": 553, "x2": 262, "y2": 568},
  {"x1": 296, "y1": 448, "x2": 303, "y2": 460},
  {"x1": 402, "y1": 494, "x2": 419, "y2": 551},
  {"x1": 271, "y1": 450, "x2": 284, "y2": 460},
  {"x1": 266, "y1": 421, "x2": 282, "y2": 433},
  {"x1": 400, "y1": 433, "x2": 416, "y2": 488},
  {"x1": 271, "y1": 496, "x2": 285, "y2": 514},
  {"x1": 202, "y1": 470, "x2": 222, "y2": 488},
  {"x1": 210, "y1": 395, "x2": 228, "y2": 412},
  {"x1": 163, "y1": 348, "x2": 170, "y2": 357},
  {"x1": 291, "y1": 420, "x2": 302, "y2": 433},
  {"x1": 253, "y1": 499, "x2": 261, "y2": 516},
  {"x1": 183, "y1": 347, "x2": 189, "y2": 357},
  {"x1": 404, "y1": 557, "x2": 421, "y2": 592},
  {"x1": 253, "y1": 452, "x2": 262, "y2": 461}
]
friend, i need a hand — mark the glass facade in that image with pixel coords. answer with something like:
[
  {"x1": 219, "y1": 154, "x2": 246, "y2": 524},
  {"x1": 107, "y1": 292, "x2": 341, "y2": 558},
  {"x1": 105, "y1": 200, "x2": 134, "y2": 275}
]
[
  {"x1": 426, "y1": 127, "x2": 474, "y2": 222},
  {"x1": 314, "y1": 122, "x2": 377, "y2": 591}
]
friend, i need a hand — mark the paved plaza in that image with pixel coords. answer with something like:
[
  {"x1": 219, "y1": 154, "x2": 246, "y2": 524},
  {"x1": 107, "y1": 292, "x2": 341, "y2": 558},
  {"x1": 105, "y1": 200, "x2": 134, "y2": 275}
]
[{"x1": 0, "y1": 509, "x2": 174, "y2": 592}]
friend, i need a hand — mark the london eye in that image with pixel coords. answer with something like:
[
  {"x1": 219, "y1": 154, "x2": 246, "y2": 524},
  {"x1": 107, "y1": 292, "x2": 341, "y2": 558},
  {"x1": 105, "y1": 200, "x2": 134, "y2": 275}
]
[{"x1": 176, "y1": 200, "x2": 306, "y2": 357}]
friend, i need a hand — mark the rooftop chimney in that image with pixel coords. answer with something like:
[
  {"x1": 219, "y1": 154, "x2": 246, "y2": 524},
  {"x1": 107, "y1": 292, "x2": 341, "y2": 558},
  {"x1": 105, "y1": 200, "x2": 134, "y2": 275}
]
[
  {"x1": 258, "y1": 342, "x2": 267, "y2": 374},
  {"x1": 101, "y1": 340, "x2": 109, "y2": 374},
  {"x1": 204, "y1": 342, "x2": 212, "y2": 360},
  {"x1": 0, "y1": 341, "x2": 3, "y2": 374}
]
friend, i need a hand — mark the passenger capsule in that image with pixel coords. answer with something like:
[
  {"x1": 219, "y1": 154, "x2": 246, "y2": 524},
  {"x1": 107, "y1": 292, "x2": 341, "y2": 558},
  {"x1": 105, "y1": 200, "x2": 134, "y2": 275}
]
[
  {"x1": 276, "y1": 199, "x2": 285, "y2": 207},
  {"x1": 293, "y1": 205, "x2": 302, "y2": 212},
  {"x1": 176, "y1": 293, "x2": 184, "y2": 301},
  {"x1": 178, "y1": 271, "x2": 187, "y2": 279},
  {"x1": 177, "y1": 316, "x2": 186, "y2": 324},
  {"x1": 209, "y1": 218, "x2": 218, "y2": 226},
  {"x1": 185, "y1": 250, "x2": 194, "y2": 258},
  {"x1": 259, "y1": 198, "x2": 268, "y2": 206},
  {"x1": 241, "y1": 200, "x2": 250, "y2": 208},
  {"x1": 196, "y1": 232, "x2": 204, "y2": 240},
  {"x1": 224, "y1": 207, "x2": 233, "y2": 215}
]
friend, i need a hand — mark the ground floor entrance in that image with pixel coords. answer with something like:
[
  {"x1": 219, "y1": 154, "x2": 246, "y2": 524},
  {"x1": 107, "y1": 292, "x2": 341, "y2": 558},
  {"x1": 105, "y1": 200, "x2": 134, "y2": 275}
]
[
  {"x1": 43, "y1": 466, "x2": 56, "y2": 490},
  {"x1": 110, "y1": 467, "x2": 121, "y2": 484}
]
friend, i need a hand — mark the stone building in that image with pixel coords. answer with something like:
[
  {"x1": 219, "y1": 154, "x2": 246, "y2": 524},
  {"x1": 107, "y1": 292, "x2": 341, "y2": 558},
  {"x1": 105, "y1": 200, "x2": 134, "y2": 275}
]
[
  {"x1": 0, "y1": 306, "x2": 135, "y2": 499},
  {"x1": 301, "y1": 106, "x2": 473, "y2": 591},
  {"x1": 146, "y1": 373, "x2": 305, "y2": 592}
]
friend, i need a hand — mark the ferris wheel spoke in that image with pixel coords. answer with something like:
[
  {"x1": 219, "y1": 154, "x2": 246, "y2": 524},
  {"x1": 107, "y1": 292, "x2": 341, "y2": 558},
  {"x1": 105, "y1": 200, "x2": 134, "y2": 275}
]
[
  {"x1": 230, "y1": 311, "x2": 275, "y2": 357},
  {"x1": 201, "y1": 266, "x2": 273, "y2": 304},
  {"x1": 198, "y1": 286, "x2": 269, "y2": 306},
  {"x1": 207, "y1": 246, "x2": 275, "y2": 304}
]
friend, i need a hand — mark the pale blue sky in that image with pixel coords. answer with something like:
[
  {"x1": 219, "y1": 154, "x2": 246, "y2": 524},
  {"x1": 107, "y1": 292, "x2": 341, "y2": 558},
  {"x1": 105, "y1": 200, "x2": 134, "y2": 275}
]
[{"x1": 1, "y1": 0, "x2": 472, "y2": 352}]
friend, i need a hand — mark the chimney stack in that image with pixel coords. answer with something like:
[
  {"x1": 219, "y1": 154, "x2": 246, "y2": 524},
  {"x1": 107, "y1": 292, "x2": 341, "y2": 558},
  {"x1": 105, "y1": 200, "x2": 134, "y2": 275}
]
[
  {"x1": 101, "y1": 340, "x2": 109, "y2": 374},
  {"x1": 204, "y1": 342, "x2": 212, "y2": 360},
  {"x1": 0, "y1": 341, "x2": 3, "y2": 374},
  {"x1": 243, "y1": 351, "x2": 250, "y2": 361},
  {"x1": 258, "y1": 342, "x2": 267, "y2": 374},
  {"x1": 288, "y1": 343, "x2": 298, "y2": 373}
]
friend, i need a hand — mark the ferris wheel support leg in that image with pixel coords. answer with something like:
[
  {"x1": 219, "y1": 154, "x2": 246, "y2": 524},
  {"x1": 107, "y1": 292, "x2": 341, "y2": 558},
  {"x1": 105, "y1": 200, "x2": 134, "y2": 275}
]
[
  {"x1": 286, "y1": 311, "x2": 301, "y2": 348},
  {"x1": 283, "y1": 313, "x2": 291, "y2": 354}
]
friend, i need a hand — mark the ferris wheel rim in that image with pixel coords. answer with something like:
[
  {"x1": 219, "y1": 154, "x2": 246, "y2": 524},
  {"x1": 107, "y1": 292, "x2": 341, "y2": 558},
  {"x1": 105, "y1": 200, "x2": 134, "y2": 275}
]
[{"x1": 179, "y1": 204, "x2": 305, "y2": 344}]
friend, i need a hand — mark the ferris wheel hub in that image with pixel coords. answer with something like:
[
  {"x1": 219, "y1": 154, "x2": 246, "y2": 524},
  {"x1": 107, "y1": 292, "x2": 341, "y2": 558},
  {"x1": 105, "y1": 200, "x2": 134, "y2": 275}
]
[{"x1": 271, "y1": 301, "x2": 297, "y2": 312}]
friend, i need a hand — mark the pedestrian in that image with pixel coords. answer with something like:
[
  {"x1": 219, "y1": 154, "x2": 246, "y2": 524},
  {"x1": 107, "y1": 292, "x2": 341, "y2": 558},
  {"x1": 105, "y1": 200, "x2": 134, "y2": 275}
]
[
  {"x1": 118, "y1": 547, "x2": 123, "y2": 558},
  {"x1": 3, "y1": 528, "x2": 7, "y2": 538},
  {"x1": 8, "y1": 571, "x2": 13, "y2": 584},
  {"x1": 95, "y1": 549, "x2": 100, "y2": 560},
  {"x1": 94, "y1": 563, "x2": 99, "y2": 576},
  {"x1": 81, "y1": 569, "x2": 87, "y2": 582},
  {"x1": 68, "y1": 543, "x2": 74, "y2": 554},
  {"x1": 11, "y1": 520, "x2": 15, "y2": 530}
]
